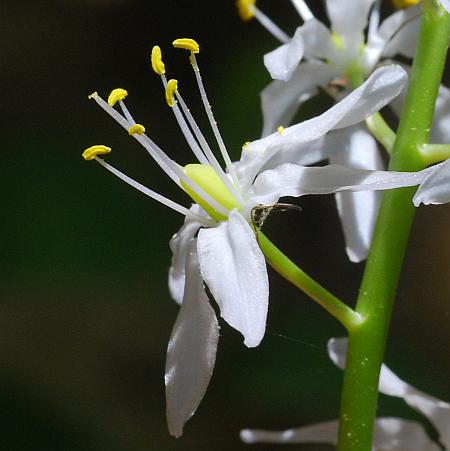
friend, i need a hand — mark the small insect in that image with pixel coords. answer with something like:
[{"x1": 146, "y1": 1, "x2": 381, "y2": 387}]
[{"x1": 251, "y1": 203, "x2": 302, "y2": 232}]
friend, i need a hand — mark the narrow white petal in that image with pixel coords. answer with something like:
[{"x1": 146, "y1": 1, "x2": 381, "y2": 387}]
[
  {"x1": 241, "y1": 65, "x2": 407, "y2": 184},
  {"x1": 299, "y1": 18, "x2": 335, "y2": 60},
  {"x1": 382, "y1": 15, "x2": 420, "y2": 59},
  {"x1": 264, "y1": 28, "x2": 305, "y2": 82},
  {"x1": 413, "y1": 159, "x2": 450, "y2": 206},
  {"x1": 241, "y1": 420, "x2": 339, "y2": 444},
  {"x1": 251, "y1": 163, "x2": 435, "y2": 206},
  {"x1": 197, "y1": 210, "x2": 269, "y2": 348},
  {"x1": 260, "y1": 61, "x2": 335, "y2": 137},
  {"x1": 165, "y1": 242, "x2": 219, "y2": 437},
  {"x1": 168, "y1": 205, "x2": 207, "y2": 304},
  {"x1": 440, "y1": 0, "x2": 450, "y2": 13},
  {"x1": 325, "y1": 0, "x2": 375, "y2": 46},
  {"x1": 330, "y1": 127, "x2": 384, "y2": 263}
]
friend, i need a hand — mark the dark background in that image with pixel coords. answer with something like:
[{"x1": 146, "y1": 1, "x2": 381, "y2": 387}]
[{"x1": 1, "y1": 1, "x2": 449, "y2": 450}]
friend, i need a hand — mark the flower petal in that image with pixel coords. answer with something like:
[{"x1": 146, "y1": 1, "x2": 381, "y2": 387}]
[
  {"x1": 250, "y1": 163, "x2": 436, "y2": 206},
  {"x1": 413, "y1": 159, "x2": 450, "y2": 206},
  {"x1": 168, "y1": 205, "x2": 207, "y2": 304},
  {"x1": 440, "y1": 0, "x2": 450, "y2": 13},
  {"x1": 381, "y1": 14, "x2": 420, "y2": 59},
  {"x1": 165, "y1": 241, "x2": 219, "y2": 437},
  {"x1": 240, "y1": 420, "x2": 339, "y2": 445},
  {"x1": 329, "y1": 126, "x2": 384, "y2": 262},
  {"x1": 325, "y1": 0, "x2": 375, "y2": 47},
  {"x1": 197, "y1": 210, "x2": 269, "y2": 348},
  {"x1": 264, "y1": 28, "x2": 305, "y2": 82},
  {"x1": 240, "y1": 65, "x2": 407, "y2": 184},
  {"x1": 260, "y1": 61, "x2": 335, "y2": 137}
]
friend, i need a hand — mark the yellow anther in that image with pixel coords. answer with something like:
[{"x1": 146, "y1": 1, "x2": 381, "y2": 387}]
[
  {"x1": 88, "y1": 91, "x2": 98, "y2": 100},
  {"x1": 331, "y1": 32, "x2": 345, "y2": 50},
  {"x1": 165, "y1": 79, "x2": 178, "y2": 107},
  {"x1": 108, "y1": 88, "x2": 128, "y2": 107},
  {"x1": 151, "y1": 46, "x2": 165, "y2": 75},
  {"x1": 236, "y1": 0, "x2": 256, "y2": 21},
  {"x1": 128, "y1": 124, "x2": 146, "y2": 135},
  {"x1": 172, "y1": 38, "x2": 200, "y2": 54},
  {"x1": 392, "y1": 0, "x2": 419, "y2": 8},
  {"x1": 277, "y1": 126, "x2": 284, "y2": 135},
  {"x1": 82, "y1": 145, "x2": 111, "y2": 161},
  {"x1": 242, "y1": 141, "x2": 251, "y2": 150}
]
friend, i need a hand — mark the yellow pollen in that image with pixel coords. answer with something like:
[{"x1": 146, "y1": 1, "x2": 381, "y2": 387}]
[
  {"x1": 172, "y1": 38, "x2": 200, "y2": 53},
  {"x1": 82, "y1": 145, "x2": 111, "y2": 161},
  {"x1": 277, "y1": 126, "x2": 284, "y2": 135},
  {"x1": 242, "y1": 141, "x2": 251, "y2": 150},
  {"x1": 236, "y1": 0, "x2": 256, "y2": 21},
  {"x1": 165, "y1": 79, "x2": 178, "y2": 107},
  {"x1": 108, "y1": 88, "x2": 128, "y2": 107},
  {"x1": 392, "y1": 0, "x2": 419, "y2": 7},
  {"x1": 151, "y1": 46, "x2": 165, "y2": 75},
  {"x1": 128, "y1": 124, "x2": 146, "y2": 135}
]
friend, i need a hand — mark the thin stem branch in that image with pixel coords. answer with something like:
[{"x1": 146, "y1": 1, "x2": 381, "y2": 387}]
[
  {"x1": 419, "y1": 143, "x2": 450, "y2": 164},
  {"x1": 336, "y1": 6, "x2": 450, "y2": 451},
  {"x1": 257, "y1": 232, "x2": 362, "y2": 332},
  {"x1": 365, "y1": 112, "x2": 396, "y2": 154}
]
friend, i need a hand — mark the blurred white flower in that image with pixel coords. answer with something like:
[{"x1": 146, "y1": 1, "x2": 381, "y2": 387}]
[{"x1": 240, "y1": 337, "x2": 449, "y2": 450}]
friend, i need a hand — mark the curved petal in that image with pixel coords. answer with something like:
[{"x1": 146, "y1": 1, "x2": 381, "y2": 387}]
[
  {"x1": 239, "y1": 65, "x2": 407, "y2": 186},
  {"x1": 197, "y1": 210, "x2": 269, "y2": 348},
  {"x1": 300, "y1": 18, "x2": 335, "y2": 61},
  {"x1": 165, "y1": 242, "x2": 219, "y2": 437},
  {"x1": 168, "y1": 205, "x2": 206, "y2": 304},
  {"x1": 413, "y1": 159, "x2": 450, "y2": 206},
  {"x1": 260, "y1": 61, "x2": 335, "y2": 137},
  {"x1": 264, "y1": 28, "x2": 305, "y2": 82},
  {"x1": 329, "y1": 126, "x2": 384, "y2": 262},
  {"x1": 250, "y1": 163, "x2": 436, "y2": 206}
]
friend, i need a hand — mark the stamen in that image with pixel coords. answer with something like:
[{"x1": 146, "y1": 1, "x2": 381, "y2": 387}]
[
  {"x1": 236, "y1": 0, "x2": 256, "y2": 21},
  {"x1": 172, "y1": 38, "x2": 200, "y2": 53},
  {"x1": 252, "y1": 7, "x2": 290, "y2": 43},
  {"x1": 128, "y1": 124, "x2": 146, "y2": 135},
  {"x1": 165, "y1": 79, "x2": 178, "y2": 107},
  {"x1": 180, "y1": 50, "x2": 234, "y2": 173},
  {"x1": 82, "y1": 144, "x2": 112, "y2": 160},
  {"x1": 277, "y1": 126, "x2": 284, "y2": 135},
  {"x1": 290, "y1": 0, "x2": 314, "y2": 21},
  {"x1": 151, "y1": 46, "x2": 166, "y2": 75},
  {"x1": 89, "y1": 92, "x2": 230, "y2": 218},
  {"x1": 108, "y1": 88, "x2": 128, "y2": 107},
  {"x1": 95, "y1": 157, "x2": 215, "y2": 226},
  {"x1": 175, "y1": 90, "x2": 244, "y2": 204}
]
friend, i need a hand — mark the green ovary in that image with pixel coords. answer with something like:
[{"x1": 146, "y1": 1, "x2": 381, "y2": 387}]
[{"x1": 181, "y1": 164, "x2": 240, "y2": 221}]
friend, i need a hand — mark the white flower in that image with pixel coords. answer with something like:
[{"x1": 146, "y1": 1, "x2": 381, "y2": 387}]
[
  {"x1": 238, "y1": 0, "x2": 422, "y2": 263},
  {"x1": 83, "y1": 42, "x2": 407, "y2": 437},
  {"x1": 240, "y1": 337, "x2": 449, "y2": 450},
  {"x1": 439, "y1": 0, "x2": 450, "y2": 13}
]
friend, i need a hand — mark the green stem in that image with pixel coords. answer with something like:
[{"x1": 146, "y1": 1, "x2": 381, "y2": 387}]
[
  {"x1": 257, "y1": 233, "x2": 361, "y2": 331},
  {"x1": 365, "y1": 112, "x2": 396, "y2": 154},
  {"x1": 419, "y1": 143, "x2": 450, "y2": 164},
  {"x1": 336, "y1": 7, "x2": 450, "y2": 451}
]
